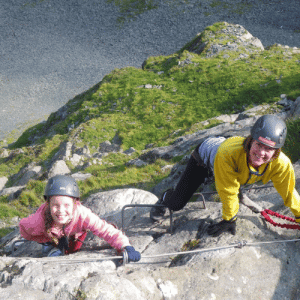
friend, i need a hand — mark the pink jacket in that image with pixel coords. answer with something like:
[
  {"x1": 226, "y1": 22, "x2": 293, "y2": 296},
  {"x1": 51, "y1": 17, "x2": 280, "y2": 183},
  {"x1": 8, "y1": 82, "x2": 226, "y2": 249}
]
[{"x1": 19, "y1": 202, "x2": 131, "y2": 251}]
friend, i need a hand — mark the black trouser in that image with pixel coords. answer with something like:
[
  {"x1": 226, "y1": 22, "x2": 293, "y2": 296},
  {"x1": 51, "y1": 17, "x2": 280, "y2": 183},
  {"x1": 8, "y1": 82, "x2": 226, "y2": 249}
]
[{"x1": 163, "y1": 144, "x2": 210, "y2": 211}]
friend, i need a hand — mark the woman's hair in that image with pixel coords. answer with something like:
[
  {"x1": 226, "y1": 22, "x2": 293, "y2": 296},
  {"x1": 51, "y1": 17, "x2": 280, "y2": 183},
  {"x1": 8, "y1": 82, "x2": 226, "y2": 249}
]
[
  {"x1": 44, "y1": 196, "x2": 78, "y2": 245},
  {"x1": 243, "y1": 135, "x2": 281, "y2": 161}
]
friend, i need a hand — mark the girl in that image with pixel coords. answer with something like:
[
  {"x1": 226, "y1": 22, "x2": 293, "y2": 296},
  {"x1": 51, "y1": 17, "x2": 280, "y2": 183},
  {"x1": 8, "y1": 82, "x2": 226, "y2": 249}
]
[
  {"x1": 19, "y1": 175, "x2": 141, "y2": 261},
  {"x1": 150, "y1": 114, "x2": 300, "y2": 236}
]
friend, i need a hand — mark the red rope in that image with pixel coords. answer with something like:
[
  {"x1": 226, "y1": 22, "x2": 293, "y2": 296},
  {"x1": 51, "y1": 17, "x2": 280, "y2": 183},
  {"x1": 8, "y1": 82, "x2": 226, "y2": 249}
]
[{"x1": 260, "y1": 209, "x2": 300, "y2": 230}]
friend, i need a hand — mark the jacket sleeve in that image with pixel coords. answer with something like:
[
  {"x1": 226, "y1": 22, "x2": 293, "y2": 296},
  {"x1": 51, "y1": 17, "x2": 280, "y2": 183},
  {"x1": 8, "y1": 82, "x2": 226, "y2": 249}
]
[
  {"x1": 19, "y1": 204, "x2": 49, "y2": 243},
  {"x1": 79, "y1": 206, "x2": 131, "y2": 250},
  {"x1": 271, "y1": 157, "x2": 300, "y2": 221},
  {"x1": 214, "y1": 151, "x2": 240, "y2": 221}
]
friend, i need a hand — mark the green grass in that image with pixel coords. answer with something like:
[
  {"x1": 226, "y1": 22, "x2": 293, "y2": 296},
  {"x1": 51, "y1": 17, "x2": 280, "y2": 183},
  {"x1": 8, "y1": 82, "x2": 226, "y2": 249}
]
[
  {"x1": 25, "y1": 47, "x2": 298, "y2": 153},
  {"x1": 17, "y1": 180, "x2": 46, "y2": 207},
  {"x1": 0, "y1": 227, "x2": 15, "y2": 239},
  {"x1": 1, "y1": 23, "x2": 300, "y2": 225},
  {"x1": 0, "y1": 202, "x2": 27, "y2": 220},
  {"x1": 106, "y1": 0, "x2": 255, "y2": 24},
  {"x1": 283, "y1": 118, "x2": 300, "y2": 163},
  {"x1": 78, "y1": 154, "x2": 171, "y2": 199},
  {"x1": 107, "y1": 0, "x2": 158, "y2": 24}
]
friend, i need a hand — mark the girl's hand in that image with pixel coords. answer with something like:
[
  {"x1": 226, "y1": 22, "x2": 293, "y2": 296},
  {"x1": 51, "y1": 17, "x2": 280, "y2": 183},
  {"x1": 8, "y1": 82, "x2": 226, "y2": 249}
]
[{"x1": 124, "y1": 246, "x2": 141, "y2": 262}]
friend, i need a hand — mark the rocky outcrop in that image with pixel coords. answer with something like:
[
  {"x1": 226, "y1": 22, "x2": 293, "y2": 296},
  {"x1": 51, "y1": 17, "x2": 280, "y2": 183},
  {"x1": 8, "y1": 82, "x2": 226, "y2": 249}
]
[
  {"x1": 290, "y1": 96, "x2": 300, "y2": 120},
  {"x1": 0, "y1": 177, "x2": 8, "y2": 191},
  {"x1": 1, "y1": 106, "x2": 300, "y2": 298},
  {"x1": 12, "y1": 163, "x2": 43, "y2": 186},
  {"x1": 1, "y1": 165, "x2": 300, "y2": 299},
  {"x1": 181, "y1": 22, "x2": 264, "y2": 59},
  {"x1": 47, "y1": 160, "x2": 71, "y2": 178},
  {"x1": 0, "y1": 186, "x2": 26, "y2": 201},
  {"x1": 0, "y1": 22, "x2": 300, "y2": 299}
]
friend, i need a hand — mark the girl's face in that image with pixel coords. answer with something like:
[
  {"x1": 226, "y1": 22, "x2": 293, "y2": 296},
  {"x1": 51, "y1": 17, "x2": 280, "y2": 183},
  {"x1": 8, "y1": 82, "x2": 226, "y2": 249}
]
[
  {"x1": 249, "y1": 140, "x2": 276, "y2": 168},
  {"x1": 49, "y1": 195, "x2": 74, "y2": 227}
]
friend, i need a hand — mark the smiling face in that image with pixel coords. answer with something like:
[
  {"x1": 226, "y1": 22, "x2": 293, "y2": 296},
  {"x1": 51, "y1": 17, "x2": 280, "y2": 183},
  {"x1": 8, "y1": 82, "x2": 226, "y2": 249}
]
[
  {"x1": 248, "y1": 140, "x2": 276, "y2": 168},
  {"x1": 49, "y1": 195, "x2": 74, "y2": 227}
]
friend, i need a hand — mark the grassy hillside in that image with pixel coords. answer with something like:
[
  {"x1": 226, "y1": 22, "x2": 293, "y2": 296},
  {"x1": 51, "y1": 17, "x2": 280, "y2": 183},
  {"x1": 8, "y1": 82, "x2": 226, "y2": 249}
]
[{"x1": 0, "y1": 23, "x2": 300, "y2": 236}]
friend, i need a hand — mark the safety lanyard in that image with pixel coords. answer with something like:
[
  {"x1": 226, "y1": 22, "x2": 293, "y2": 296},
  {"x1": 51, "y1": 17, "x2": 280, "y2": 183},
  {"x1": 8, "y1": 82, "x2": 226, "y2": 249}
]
[{"x1": 240, "y1": 159, "x2": 270, "y2": 194}]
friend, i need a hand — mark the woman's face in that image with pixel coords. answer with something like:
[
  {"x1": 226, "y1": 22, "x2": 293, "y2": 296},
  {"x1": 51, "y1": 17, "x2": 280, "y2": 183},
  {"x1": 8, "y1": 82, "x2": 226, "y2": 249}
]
[
  {"x1": 249, "y1": 140, "x2": 276, "y2": 168},
  {"x1": 49, "y1": 195, "x2": 74, "y2": 227}
]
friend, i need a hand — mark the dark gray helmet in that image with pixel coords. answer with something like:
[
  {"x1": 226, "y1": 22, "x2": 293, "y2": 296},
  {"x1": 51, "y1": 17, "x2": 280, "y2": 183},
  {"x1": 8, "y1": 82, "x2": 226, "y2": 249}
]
[
  {"x1": 251, "y1": 115, "x2": 287, "y2": 149},
  {"x1": 44, "y1": 175, "x2": 80, "y2": 200}
]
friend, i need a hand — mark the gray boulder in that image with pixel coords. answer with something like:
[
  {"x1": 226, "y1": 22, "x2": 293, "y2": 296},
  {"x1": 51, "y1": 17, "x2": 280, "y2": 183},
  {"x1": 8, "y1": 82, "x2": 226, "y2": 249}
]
[
  {"x1": 51, "y1": 141, "x2": 72, "y2": 162},
  {"x1": 79, "y1": 273, "x2": 148, "y2": 300},
  {"x1": 15, "y1": 165, "x2": 43, "y2": 186},
  {"x1": 93, "y1": 152, "x2": 108, "y2": 159},
  {"x1": 0, "y1": 149, "x2": 9, "y2": 158},
  {"x1": 71, "y1": 172, "x2": 93, "y2": 181},
  {"x1": 290, "y1": 96, "x2": 300, "y2": 119},
  {"x1": 183, "y1": 22, "x2": 264, "y2": 58},
  {"x1": 0, "y1": 186, "x2": 26, "y2": 201},
  {"x1": 48, "y1": 160, "x2": 71, "y2": 178},
  {"x1": 99, "y1": 141, "x2": 121, "y2": 153},
  {"x1": 123, "y1": 147, "x2": 136, "y2": 155},
  {"x1": 126, "y1": 158, "x2": 147, "y2": 167},
  {"x1": 74, "y1": 145, "x2": 91, "y2": 158},
  {"x1": 83, "y1": 188, "x2": 158, "y2": 230},
  {"x1": 0, "y1": 177, "x2": 8, "y2": 191},
  {"x1": 69, "y1": 153, "x2": 82, "y2": 167}
]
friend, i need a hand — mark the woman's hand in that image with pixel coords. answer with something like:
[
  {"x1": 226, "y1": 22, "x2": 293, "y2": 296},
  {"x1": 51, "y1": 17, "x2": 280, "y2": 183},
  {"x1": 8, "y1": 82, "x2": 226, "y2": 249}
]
[{"x1": 207, "y1": 219, "x2": 236, "y2": 237}]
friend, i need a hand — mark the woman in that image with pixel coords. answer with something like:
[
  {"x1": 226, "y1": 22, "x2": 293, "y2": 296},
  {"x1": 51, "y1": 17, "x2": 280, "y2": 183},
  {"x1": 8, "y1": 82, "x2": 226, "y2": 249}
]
[
  {"x1": 150, "y1": 114, "x2": 300, "y2": 236},
  {"x1": 19, "y1": 175, "x2": 141, "y2": 261}
]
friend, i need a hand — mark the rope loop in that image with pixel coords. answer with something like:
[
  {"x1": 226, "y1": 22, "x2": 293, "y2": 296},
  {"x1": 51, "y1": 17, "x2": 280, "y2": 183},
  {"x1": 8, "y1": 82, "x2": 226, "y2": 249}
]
[{"x1": 261, "y1": 209, "x2": 300, "y2": 230}]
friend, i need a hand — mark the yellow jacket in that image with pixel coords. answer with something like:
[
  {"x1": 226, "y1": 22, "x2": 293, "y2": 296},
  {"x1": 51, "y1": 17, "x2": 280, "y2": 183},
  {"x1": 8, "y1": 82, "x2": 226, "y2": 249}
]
[{"x1": 214, "y1": 136, "x2": 300, "y2": 221}]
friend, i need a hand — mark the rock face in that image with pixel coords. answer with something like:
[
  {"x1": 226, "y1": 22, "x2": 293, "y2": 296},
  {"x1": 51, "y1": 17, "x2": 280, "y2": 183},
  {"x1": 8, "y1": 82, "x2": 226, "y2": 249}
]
[
  {"x1": 1, "y1": 22, "x2": 300, "y2": 299},
  {"x1": 1, "y1": 169, "x2": 300, "y2": 299},
  {"x1": 47, "y1": 160, "x2": 71, "y2": 178},
  {"x1": 182, "y1": 22, "x2": 264, "y2": 59},
  {"x1": 0, "y1": 177, "x2": 8, "y2": 191}
]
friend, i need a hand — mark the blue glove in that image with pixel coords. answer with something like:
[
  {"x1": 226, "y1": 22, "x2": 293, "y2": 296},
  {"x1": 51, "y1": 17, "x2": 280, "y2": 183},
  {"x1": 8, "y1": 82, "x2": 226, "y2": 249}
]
[{"x1": 124, "y1": 246, "x2": 141, "y2": 262}]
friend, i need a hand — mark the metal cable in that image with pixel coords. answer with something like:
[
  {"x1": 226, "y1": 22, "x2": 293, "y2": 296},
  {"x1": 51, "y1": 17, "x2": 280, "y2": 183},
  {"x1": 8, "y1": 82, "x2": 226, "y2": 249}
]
[
  {"x1": 8, "y1": 182, "x2": 299, "y2": 264},
  {"x1": 10, "y1": 238, "x2": 300, "y2": 265}
]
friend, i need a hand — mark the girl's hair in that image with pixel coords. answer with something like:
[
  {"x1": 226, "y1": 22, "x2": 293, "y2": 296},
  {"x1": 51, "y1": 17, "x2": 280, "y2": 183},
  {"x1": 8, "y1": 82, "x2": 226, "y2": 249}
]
[
  {"x1": 44, "y1": 196, "x2": 78, "y2": 245},
  {"x1": 243, "y1": 135, "x2": 281, "y2": 161}
]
